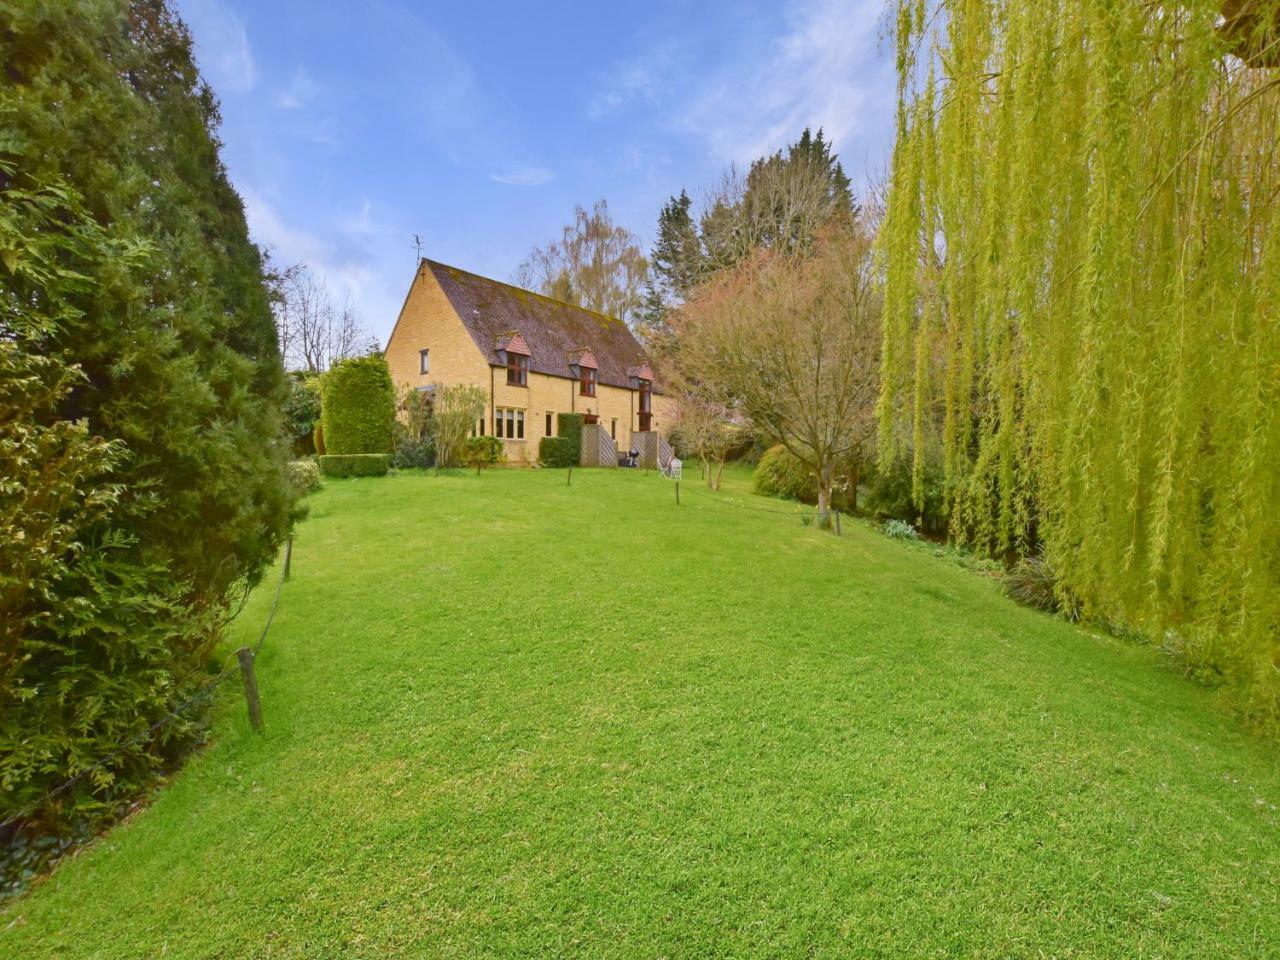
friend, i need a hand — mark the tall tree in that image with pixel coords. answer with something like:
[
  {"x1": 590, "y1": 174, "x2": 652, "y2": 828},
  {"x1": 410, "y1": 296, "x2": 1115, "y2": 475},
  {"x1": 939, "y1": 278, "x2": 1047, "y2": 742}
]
[
  {"x1": 269, "y1": 261, "x2": 376, "y2": 372},
  {"x1": 670, "y1": 228, "x2": 881, "y2": 521},
  {"x1": 513, "y1": 199, "x2": 649, "y2": 324},
  {"x1": 881, "y1": 0, "x2": 1280, "y2": 723},
  {"x1": 0, "y1": 0, "x2": 293, "y2": 846}
]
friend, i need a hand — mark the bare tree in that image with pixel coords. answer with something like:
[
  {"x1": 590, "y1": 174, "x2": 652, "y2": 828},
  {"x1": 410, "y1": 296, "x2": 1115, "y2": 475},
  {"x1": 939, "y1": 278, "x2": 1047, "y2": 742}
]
[
  {"x1": 513, "y1": 199, "x2": 648, "y2": 324},
  {"x1": 669, "y1": 227, "x2": 880, "y2": 523},
  {"x1": 428, "y1": 383, "x2": 486, "y2": 474},
  {"x1": 673, "y1": 377, "x2": 748, "y2": 491},
  {"x1": 271, "y1": 261, "x2": 377, "y2": 372}
]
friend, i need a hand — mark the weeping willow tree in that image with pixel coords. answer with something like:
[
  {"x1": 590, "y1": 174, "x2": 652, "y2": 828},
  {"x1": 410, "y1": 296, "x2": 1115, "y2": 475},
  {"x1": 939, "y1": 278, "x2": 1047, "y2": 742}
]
[{"x1": 880, "y1": 0, "x2": 1280, "y2": 725}]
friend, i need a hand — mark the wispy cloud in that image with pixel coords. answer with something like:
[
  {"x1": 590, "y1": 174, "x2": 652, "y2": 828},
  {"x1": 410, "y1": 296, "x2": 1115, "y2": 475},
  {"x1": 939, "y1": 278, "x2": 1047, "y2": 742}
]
[
  {"x1": 489, "y1": 167, "x2": 555, "y2": 187},
  {"x1": 682, "y1": 0, "x2": 892, "y2": 172},
  {"x1": 183, "y1": 0, "x2": 257, "y2": 94},
  {"x1": 587, "y1": 42, "x2": 684, "y2": 119},
  {"x1": 276, "y1": 67, "x2": 320, "y2": 110}
]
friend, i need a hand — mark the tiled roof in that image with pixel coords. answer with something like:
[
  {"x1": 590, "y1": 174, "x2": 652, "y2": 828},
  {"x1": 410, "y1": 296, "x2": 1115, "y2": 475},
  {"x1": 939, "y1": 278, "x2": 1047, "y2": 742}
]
[{"x1": 423, "y1": 259, "x2": 657, "y2": 391}]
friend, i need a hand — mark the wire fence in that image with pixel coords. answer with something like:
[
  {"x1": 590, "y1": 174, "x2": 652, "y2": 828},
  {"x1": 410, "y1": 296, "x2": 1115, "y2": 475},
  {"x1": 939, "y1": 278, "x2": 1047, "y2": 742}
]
[{"x1": 0, "y1": 538, "x2": 291, "y2": 835}]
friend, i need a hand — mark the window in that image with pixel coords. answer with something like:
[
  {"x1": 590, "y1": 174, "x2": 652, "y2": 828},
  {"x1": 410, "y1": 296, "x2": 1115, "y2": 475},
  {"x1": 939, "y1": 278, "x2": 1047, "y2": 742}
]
[
  {"x1": 419, "y1": 348, "x2": 430, "y2": 374},
  {"x1": 580, "y1": 367, "x2": 597, "y2": 397},
  {"x1": 638, "y1": 380, "x2": 652, "y2": 431},
  {"x1": 473, "y1": 417, "x2": 484, "y2": 437},
  {"x1": 494, "y1": 407, "x2": 525, "y2": 440},
  {"x1": 545, "y1": 412, "x2": 554, "y2": 436},
  {"x1": 610, "y1": 418, "x2": 617, "y2": 440},
  {"x1": 506, "y1": 352, "x2": 528, "y2": 386}
]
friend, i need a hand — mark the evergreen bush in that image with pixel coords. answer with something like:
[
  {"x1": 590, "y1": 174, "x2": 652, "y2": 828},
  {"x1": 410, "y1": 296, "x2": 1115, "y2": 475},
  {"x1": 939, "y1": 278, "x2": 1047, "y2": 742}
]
[
  {"x1": 320, "y1": 356, "x2": 395, "y2": 455},
  {"x1": 318, "y1": 454, "x2": 391, "y2": 478},
  {"x1": 539, "y1": 437, "x2": 577, "y2": 468},
  {"x1": 0, "y1": 0, "x2": 293, "y2": 880},
  {"x1": 556, "y1": 413, "x2": 584, "y2": 462},
  {"x1": 753, "y1": 445, "x2": 818, "y2": 503}
]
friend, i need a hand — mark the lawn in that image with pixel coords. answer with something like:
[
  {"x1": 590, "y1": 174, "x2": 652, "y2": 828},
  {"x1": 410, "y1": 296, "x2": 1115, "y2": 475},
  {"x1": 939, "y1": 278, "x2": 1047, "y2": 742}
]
[{"x1": 3, "y1": 466, "x2": 1277, "y2": 958}]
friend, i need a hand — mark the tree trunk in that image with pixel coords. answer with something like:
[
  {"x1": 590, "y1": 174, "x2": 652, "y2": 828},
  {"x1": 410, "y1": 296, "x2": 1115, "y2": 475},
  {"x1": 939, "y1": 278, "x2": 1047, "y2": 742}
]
[
  {"x1": 816, "y1": 465, "x2": 833, "y2": 529},
  {"x1": 714, "y1": 459, "x2": 726, "y2": 491},
  {"x1": 849, "y1": 459, "x2": 860, "y2": 513}
]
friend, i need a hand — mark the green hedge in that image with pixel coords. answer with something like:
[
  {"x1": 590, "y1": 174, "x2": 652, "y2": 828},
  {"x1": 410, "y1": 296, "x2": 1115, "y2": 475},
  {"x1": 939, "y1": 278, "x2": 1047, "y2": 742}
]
[
  {"x1": 320, "y1": 356, "x2": 395, "y2": 455},
  {"x1": 318, "y1": 454, "x2": 390, "y2": 478},
  {"x1": 556, "y1": 413, "x2": 583, "y2": 462},
  {"x1": 538, "y1": 436, "x2": 577, "y2": 468}
]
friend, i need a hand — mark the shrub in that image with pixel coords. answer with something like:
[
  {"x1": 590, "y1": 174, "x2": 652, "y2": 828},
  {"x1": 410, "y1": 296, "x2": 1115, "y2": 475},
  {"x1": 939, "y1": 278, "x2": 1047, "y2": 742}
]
[
  {"x1": 1004, "y1": 555, "x2": 1080, "y2": 620},
  {"x1": 539, "y1": 436, "x2": 577, "y2": 468},
  {"x1": 391, "y1": 437, "x2": 435, "y2": 469},
  {"x1": 284, "y1": 374, "x2": 322, "y2": 455},
  {"x1": 753, "y1": 445, "x2": 818, "y2": 503},
  {"x1": 318, "y1": 454, "x2": 391, "y2": 478},
  {"x1": 288, "y1": 459, "x2": 323, "y2": 494},
  {"x1": 461, "y1": 435, "x2": 504, "y2": 473},
  {"x1": 428, "y1": 383, "x2": 487, "y2": 470},
  {"x1": 321, "y1": 356, "x2": 395, "y2": 455},
  {"x1": 864, "y1": 458, "x2": 949, "y2": 536},
  {"x1": 313, "y1": 420, "x2": 326, "y2": 456},
  {"x1": 883, "y1": 519, "x2": 919, "y2": 540}
]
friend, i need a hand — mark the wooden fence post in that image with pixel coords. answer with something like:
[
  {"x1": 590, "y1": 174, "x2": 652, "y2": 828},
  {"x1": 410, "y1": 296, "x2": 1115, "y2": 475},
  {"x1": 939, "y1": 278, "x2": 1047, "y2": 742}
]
[
  {"x1": 675, "y1": 480, "x2": 680, "y2": 506},
  {"x1": 835, "y1": 511, "x2": 842, "y2": 536},
  {"x1": 237, "y1": 647, "x2": 263, "y2": 733}
]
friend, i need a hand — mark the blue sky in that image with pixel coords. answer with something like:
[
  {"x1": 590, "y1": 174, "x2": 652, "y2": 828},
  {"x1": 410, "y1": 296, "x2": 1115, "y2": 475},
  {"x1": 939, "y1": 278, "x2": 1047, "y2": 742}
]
[{"x1": 176, "y1": 0, "x2": 896, "y2": 345}]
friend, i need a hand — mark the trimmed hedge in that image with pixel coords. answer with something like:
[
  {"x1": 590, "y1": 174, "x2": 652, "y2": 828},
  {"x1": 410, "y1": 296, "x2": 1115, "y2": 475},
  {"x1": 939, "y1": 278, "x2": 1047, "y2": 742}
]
[
  {"x1": 538, "y1": 436, "x2": 577, "y2": 468},
  {"x1": 557, "y1": 413, "x2": 583, "y2": 461},
  {"x1": 318, "y1": 454, "x2": 390, "y2": 478},
  {"x1": 320, "y1": 356, "x2": 395, "y2": 455}
]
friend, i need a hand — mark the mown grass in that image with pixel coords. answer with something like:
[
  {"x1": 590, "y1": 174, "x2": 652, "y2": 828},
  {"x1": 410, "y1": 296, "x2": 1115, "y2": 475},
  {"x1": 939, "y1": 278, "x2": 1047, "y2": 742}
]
[{"x1": 3, "y1": 466, "x2": 1277, "y2": 958}]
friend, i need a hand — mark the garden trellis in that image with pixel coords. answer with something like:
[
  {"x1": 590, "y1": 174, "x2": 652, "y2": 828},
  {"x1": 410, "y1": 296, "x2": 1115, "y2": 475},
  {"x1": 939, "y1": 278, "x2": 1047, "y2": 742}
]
[{"x1": 880, "y1": 0, "x2": 1280, "y2": 724}]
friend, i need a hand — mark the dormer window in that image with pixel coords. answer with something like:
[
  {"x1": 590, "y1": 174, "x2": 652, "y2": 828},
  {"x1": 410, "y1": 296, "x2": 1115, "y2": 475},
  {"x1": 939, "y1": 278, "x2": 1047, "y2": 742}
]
[
  {"x1": 580, "y1": 367, "x2": 597, "y2": 397},
  {"x1": 506, "y1": 352, "x2": 528, "y2": 386},
  {"x1": 496, "y1": 332, "x2": 530, "y2": 386}
]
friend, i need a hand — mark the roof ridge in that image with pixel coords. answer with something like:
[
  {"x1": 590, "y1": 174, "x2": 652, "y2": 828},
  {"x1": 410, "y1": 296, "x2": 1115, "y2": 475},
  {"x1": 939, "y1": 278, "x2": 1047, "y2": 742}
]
[{"x1": 422, "y1": 258, "x2": 623, "y2": 326}]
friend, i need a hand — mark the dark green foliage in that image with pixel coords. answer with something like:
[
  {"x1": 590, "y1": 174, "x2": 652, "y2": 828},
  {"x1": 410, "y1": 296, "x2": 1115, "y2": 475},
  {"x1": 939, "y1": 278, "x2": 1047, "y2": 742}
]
[
  {"x1": 538, "y1": 437, "x2": 577, "y2": 468},
  {"x1": 288, "y1": 459, "x2": 323, "y2": 494},
  {"x1": 0, "y1": 0, "x2": 292, "y2": 870},
  {"x1": 863, "y1": 459, "x2": 949, "y2": 537},
  {"x1": 320, "y1": 356, "x2": 395, "y2": 455},
  {"x1": 753, "y1": 445, "x2": 818, "y2": 503},
  {"x1": 461, "y1": 435, "x2": 504, "y2": 473},
  {"x1": 651, "y1": 189, "x2": 704, "y2": 301},
  {"x1": 556, "y1": 413, "x2": 583, "y2": 460},
  {"x1": 391, "y1": 437, "x2": 435, "y2": 469},
  {"x1": 284, "y1": 374, "x2": 322, "y2": 455},
  {"x1": 318, "y1": 454, "x2": 391, "y2": 478}
]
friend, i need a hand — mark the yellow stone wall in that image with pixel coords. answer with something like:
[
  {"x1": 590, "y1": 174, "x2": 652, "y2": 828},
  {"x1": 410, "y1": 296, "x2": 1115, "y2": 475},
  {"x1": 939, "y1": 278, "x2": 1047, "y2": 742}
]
[{"x1": 385, "y1": 263, "x2": 678, "y2": 465}]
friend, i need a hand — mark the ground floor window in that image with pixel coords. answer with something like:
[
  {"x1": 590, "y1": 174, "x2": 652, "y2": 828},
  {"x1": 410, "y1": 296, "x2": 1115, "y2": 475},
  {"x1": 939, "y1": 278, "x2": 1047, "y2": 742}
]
[
  {"x1": 545, "y1": 411, "x2": 554, "y2": 436},
  {"x1": 472, "y1": 417, "x2": 484, "y2": 437},
  {"x1": 611, "y1": 418, "x2": 617, "y2": 440},
  {"x1": 495, "y1": 407, "x2": 525, "y2": 440}
]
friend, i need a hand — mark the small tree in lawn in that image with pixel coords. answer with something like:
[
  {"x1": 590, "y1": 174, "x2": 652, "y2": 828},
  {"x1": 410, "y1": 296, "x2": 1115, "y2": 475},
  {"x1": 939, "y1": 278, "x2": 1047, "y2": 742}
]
[
  {"x1": 429, "y1": 384, "x2": 486, "y2": 475},
  {"x1": 674, "y1": 381, "x2": 748, "y2": 491},
  {"x1": 670, "y1": 227, "x2": 880, "y2": 526}
]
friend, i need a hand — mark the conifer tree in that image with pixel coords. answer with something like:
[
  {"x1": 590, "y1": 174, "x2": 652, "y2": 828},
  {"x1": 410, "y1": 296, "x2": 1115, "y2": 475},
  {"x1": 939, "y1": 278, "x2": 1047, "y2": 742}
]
[{"x1": 0, "y1": 0, "x2": 292, "y2": 844}]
